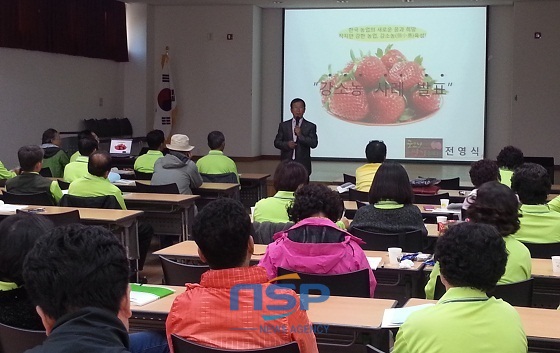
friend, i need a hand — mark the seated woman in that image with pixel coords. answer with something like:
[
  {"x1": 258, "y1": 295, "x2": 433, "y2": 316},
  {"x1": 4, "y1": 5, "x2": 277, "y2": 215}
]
[
  {"x1": 425, "y1": 181, "x2": 532, "y2": 299},
  {"x1": 258, "y1": 184, "x2": 376, "y2": 297},
  {"x1": 0, "y1": 213, "x2": 54, "y2": 330},
  {"x1": 253, "y1": 160, "x2": 308, "y2": 223},
  {"x1": 349, "y1": 161, "x2": 427, "y2": 237}
]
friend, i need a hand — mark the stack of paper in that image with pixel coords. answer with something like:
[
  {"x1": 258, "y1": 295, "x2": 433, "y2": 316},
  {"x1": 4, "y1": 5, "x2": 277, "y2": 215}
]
[
  {"x1": 381, "y1": 304, "x2": 435, "y2": 328},
  {"x1": 130, "y1": 284, "x2": 175, "y2": 306}
]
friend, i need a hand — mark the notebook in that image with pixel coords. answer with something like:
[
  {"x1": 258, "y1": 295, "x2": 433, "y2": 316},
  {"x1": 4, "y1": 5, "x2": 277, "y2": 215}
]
[{"x1": 129, "y1": 284, "x2": 175, "y2": 306}]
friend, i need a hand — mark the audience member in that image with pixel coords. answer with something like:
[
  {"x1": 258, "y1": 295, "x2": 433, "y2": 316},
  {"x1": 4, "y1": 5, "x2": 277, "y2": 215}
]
[
  {"x1": 511, "y1": 162, "x2": 560, "y2": 243},
  {"x1": 69, "y1": 130, "x2": 99, "y2": 162},
  {"x1": 134, "y1": 130, "x2": 165, "y2": 173},
  {"x1": 462, "y1": 159, "x2": 500, "y2": 210},
  {"x1": 496, "y1": 145, "x2": 523, "y2": 187},
  {"x1": 349, "y1": 162, "x2": 427, "y2": 238},
  {"x1": 68, "y1": 151, "x2": 153, "y2": 270},
  {"x1": 151, "y1": 134, "x2": 203, "y2": 195},
  {"x1": 425, "y1": 181, "x2": 531, "y2": 299},
  {"x1": 253, "y1": 161, "x2": 308, "y2": 223},
  {"x1": 166, "y1": 198, "x2": 318, "y2": 353},
  {"x1": 393, "y1": 222, "x2": 527, "y2": 353},
  {"x1": 0, "y1": 213, "x2": 54, "y2": 330},
  {"x1": 355, "y1": 140, "x2": 386, "y2": 192},
  {"x1": 258, "y1": 184, "x2": 376, "y2": 297},
  {"x1": 40, "y1": 128, "x2": 69, "y2": 178},
  {"x1": 6, "y1": 145, "x2": 63, "y2": 204},
  {"x1": 0, "y1": 160, "x2": 17, "y2": 180},
  {"x1": 64, "y1": 136, "x2": 120, "y2": 183},
  {"x1": 196, "y1": 131, "x2": 239, "y2": 182}
]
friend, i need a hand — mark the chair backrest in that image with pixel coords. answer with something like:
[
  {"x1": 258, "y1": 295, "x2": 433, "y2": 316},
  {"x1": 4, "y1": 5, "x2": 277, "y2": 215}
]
[
  {"x1": 520, "y1": 242, "x2": 560, "y2": 259},
  {"x1": 159, "y1": 256, "x2": 210, "y2": 285},
  {"x1": 171, "y1": 334, "x2": 300, "y2": 353},
  {"x1": 349, "y1": 227, "x2": 425, "y2": 253},
  {"x1": 136, "y1": 182, "x2": 179, "y2": 194},
  {"x1": 487, "y1": 278, "x2": 534, "y2": 307},
  {"x1": 134, "y1": 170, "x2": 153, "y2": 180},
  {"x1": 57, "y1": 179, "x2": 70, "y2": 190},
  {"x1": 276, "y1": 267, "x2": 370, "y2": 298},
  {"x1": 348, "y1": 188, "x2": 369, "y2": 202},
  {"x1": 413, "y1": 193, "x2": 450, "y2": 205},
  {"x1": 59, "y1": 194, "x2": 121, "y2": 209},
  {"x1": 1, "y1": 191, "x2": 54, "y2": 206},
  {"x1": 16, "y1": 209, "x2": 81, "y2": 226},
  {"x1": 39, "y1": 167, "x2": 52, "y2": 177},
  {"x1": 0, "y1": 321, "x2": 46, "y2": 353},
  {"x1": 437, "y1": 177, "x2": 460, "y2": 190},
  {"x1": 201, "y1": 173, "x2": 237, "y2": 184},
  {"x1": 343, "y1": 173, "x2": 356, "y2": 184},
  {"x1": 356, "y1": 200, "x2": 368, "y2": 209}
]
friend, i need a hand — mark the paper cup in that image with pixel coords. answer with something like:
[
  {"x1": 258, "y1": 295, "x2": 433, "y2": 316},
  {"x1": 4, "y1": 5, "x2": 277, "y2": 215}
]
[
  {"x1": 388, "y1": 247, "x2": 402, "y2": 265},
  {"x1": 552, "y1": 256, "x2": 560, "y2": 273},
  {"x1": 440, "y1": 198, "x2": 450, "y2": 209},
  {"x1": 436, "y1": 216, "x2": 448, "y2": 232}
]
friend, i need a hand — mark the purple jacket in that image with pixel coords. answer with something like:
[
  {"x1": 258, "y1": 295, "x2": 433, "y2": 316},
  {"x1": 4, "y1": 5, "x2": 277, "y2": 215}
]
[{"x1": 258, "y1": 217, "x2": 377, "y2": 297}]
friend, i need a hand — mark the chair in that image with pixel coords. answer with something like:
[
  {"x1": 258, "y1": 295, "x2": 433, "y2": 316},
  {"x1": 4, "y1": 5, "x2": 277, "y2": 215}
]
[
  {"x1": 1, "y1": 191, "x2": 54, "y2": 206},
  {"x1": 17, "y1": 209, "x2": 81, "y2": 226},
  {"x1": 57, "y1": 179, "x2": 70, "y2": 190},
  {"x1": 171, "y1": 334, "x2": 300, "y2": 353},
  {"x1": 348, "y1": 188, "x2": 368, "y2": 202},
  {"x1": 343, "y1": 173, "x2": 356, "y2": 184},
  {"x1": 201, "y1": 173, "x2": 238, "y2": 184},
  {"x1": 413, "y1": 193, "x2": 449, "y2": 205},
  {"x1": 39, "y1": 167, "x2": 52, "y2": 177},
  {"x1": 136, "y1": 182, "x2": 179, "y2": 194},
  {"x1": 134, "y1": 170, "x2": 153, "y2": 180},
  {"x1": 59, "y1": 194, "x2": 121, "y2": 209},
  {"x1": 487, "y1": 278, "x2": 534, "y2": 307},
  {"x1": 366, "y1": 345, "x2": 385, "y2": 353},
  {"x1": 276, "y1": 267, "x2": 370, "y2": 298},
  {"x1": 356, "y1": 200, "x2": 368, "y2": 209},
  {"x1": 520, "y1": 242, "x2": 560, "y2": 259},
  {"x1": 159, "y1": 255, "x2": 209, "y2": 285},
  {"x1": 349, "y1": 227, "x2": 425, "y2": 253},
  {"x1": 437, "y1": 177, "x2": 460, "y2": 190},
  {"x1": 0, "y1": 321, "x2": 46, "y2": 353}
]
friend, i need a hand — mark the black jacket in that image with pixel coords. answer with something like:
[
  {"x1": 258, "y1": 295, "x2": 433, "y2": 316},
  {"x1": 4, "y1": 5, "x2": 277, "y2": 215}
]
[{"x1": 274, "y1": 118, "x2": 318, "y2": 175}]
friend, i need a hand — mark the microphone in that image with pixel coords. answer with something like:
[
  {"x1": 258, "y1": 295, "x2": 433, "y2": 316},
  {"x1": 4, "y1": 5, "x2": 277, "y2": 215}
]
[{"x1": 295, "y1": 117, "x2": 301, "y2": 126}]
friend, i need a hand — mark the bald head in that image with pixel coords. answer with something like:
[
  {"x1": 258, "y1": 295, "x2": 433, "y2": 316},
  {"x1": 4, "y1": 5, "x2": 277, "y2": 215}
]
[{"x1": 88, "y1": 151, "x2": 112, "y2": 178}]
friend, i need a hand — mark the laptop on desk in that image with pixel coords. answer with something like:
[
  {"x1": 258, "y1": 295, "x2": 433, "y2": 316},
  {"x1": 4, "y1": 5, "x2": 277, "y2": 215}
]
[{"x1": 109, "y1": 139, "x2": 133, "y2": 158}]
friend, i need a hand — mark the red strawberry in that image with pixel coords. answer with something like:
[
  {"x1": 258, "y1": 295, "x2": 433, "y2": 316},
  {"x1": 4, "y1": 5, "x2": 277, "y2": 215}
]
[
  {"x1": 387, "y1": 60, "x2": 425, "y2": 91},
  {"x1": 354, "y1": 55, "x2": 387, "y2": 90},
  {"x1": 381, "y1": 49, "x2": 406, "y2": 71},
  {"x1": 326, "y1": 80, "x2": 369, "y2": 121},
  {"x1": 411, "y1": 89, "x2": 441, "y2": 116},
  {"x1": 367, "y1": 90, "x2": 406, "y2": 124}
]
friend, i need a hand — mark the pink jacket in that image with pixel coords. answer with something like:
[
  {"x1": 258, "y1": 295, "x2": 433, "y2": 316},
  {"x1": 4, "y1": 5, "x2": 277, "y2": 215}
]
[{"x1": 258, "y1": 217, "x2": 376, "y2": 297}]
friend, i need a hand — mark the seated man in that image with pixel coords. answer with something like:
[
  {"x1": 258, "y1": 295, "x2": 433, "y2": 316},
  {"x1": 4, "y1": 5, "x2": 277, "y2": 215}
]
[
  {"x1": 393, "y1": 222, "x2": 527, "y2": 353},
  {"x1": 0, "y1": 160, "x2": 17, "y2": 180},
  {"x1": 69, "y1": 130, "x2": 99, "y2": 162},
  {"x1": 355, "y1": 140, "x2": 386, "y2": 192},
  {"x1": 152, "y1": 134, "x2": 203, "y2": 195},
  {"x1": 68, "y1": 151, "x2": 153, "y2": 270},
  {"x1": 40, "y1": 128, "x2": 69, "y2": 178},
  {"x1": 166, "y1": 198, "x2": 318, "y2": 353},
  {"x1": 64, "y1": 137, "x2": 119, "y2": 183},
  {"x1": 23, "y1": 224, "x2": 132, "y2": 352},
  {"x1": 6, "y1": 145, "x2": 63, "y2": 204},
  {"x1": 511, "y1": 163, "x2": 560, "y2": 243},
  {"x1": 496, "y1": 145, "x2": 523, "y2": 187},
  {"x1": 196, "y1": 131, "x2": 239, "y2": 183},
  {"x1": 462, "y1": 159, "x2": 500, "y2": 210},
  {"x1": 134, "y1": 129, "x2": 165, "y2": 174}
]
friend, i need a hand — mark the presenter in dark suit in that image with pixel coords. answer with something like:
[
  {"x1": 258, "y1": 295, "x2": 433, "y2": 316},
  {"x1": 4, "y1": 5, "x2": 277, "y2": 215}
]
[{"x1": 274, "y1": 98, "x2": 318, "y2": 176}]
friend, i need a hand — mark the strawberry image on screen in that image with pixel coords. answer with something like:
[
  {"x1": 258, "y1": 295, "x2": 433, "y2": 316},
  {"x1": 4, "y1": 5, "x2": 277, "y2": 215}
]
[
  {"x1": 318, "y1": 44, "x2": 445, "y2": 126},
  {"x1": 115, "y1": 143, "x2": 127, "y2": 150}
]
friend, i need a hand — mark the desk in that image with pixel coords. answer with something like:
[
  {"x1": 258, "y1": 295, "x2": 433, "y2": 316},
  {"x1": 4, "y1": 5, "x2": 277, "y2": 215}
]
[
  {"x1": 239, "y1": 173, "x2": 270, "y2": 207},
  {"x1": 405, "y1": 298, "x2": 560, "y2": 351},
  {"x1": 194, "y1": 182, "x2": 239, "y2": 197},
  {"x1": 123, "y1": 193, "x2": 199, "y2": 242}
]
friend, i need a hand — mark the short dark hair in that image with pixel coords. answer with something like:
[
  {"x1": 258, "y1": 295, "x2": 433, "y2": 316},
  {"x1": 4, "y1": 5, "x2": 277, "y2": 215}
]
[
  {"x1": 365, "y1": 140, "x2": 387, "y2": 163},
  {"x1": 288, "y1": 183, "x2": 343, "y2": 223},
  {"x1": 435, "y1": 222, "x2": 507, "y2": 292},
  {"x1": 469, "y1": 159, "x2": 500, "y2": 188},
  {"x1": 369, "y1": 161, "x2": 413, "y2": 204},
  {"x1": 146, "y1": 130, "x2": 165, "y2": 150},
  {"x1": 290, "y1": 98, "x2": 306, "y2": 109},
  {"x1": 273, "y1": 161, "x2": 309, "y2": 192},
  {"x1": 88, "y1": 151, "x2": 112, "y2": 177},
  {"x1": 511, "y1": 163, "x2": 550, "y2": 204},
  {"x1": 78, "y1": 137, "x2": 98, "y2": 156},
  {"x1": 0, "y1": 214, "x2": 54, "y2": 285},
  {"x1": 18, "y1": 145, "x2": 44, "y2": 172},
  {"x1": 496, "y1": 146, "x2": 524, "y2": 170},
  {"x1": 23, "y1": 224, "x2": 129, "y2": 320},
  {"x1": 192, "y1": 198, "x2": 251, "y2": 270},
  {"x1": 77, "y1": 130, "x2": 94, "y2": 141},
  {"x1": 41, "y1": 128, "x2": 59, "y2": 144},
  {"x1": 467, "y1": 181, "x2": 521, "y2": 237},
  {"x1": 207, "y1": 131, "x2": 225, "y2": 150}
]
